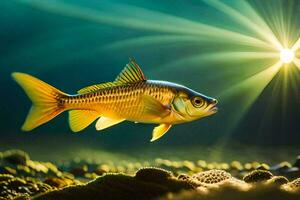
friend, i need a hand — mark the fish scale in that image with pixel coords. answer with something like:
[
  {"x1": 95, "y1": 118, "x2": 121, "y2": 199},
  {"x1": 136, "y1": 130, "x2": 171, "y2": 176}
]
[{"x1": 66, "y1": 82, "x2": 175, "y2": 120}]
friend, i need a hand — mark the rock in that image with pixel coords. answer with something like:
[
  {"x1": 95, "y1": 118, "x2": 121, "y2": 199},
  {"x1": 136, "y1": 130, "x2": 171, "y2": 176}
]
[
  {"x1": 44, "y1": 177, "x2": 77, "y2": 188},
  {"x1": 293, "y1": 156, "x2": 300, "y2": 168},
  {"x1": 93, "y1": 167, "x2": 108, "y2": 176},
  {"x1": 266, "y1": 176, "x2": 289, "y2": 185},
  {"x1": 283, "y1": 178, "x2": 300, "y2": 192},
  {"x1": 70, "y1": 165, "x2": 88, "y2": 177},
  {"x1": 0, "y1": 167, "x2": 17, "y2": 175},
  {"x1": 135, "y1": 167, "x2": 194, "y2": 192},
  {"x1": 0, "y1": 175, "x2": 53, "y2": 199},
  {"x1": 0, "y1": 174, "x2": 14, "y2": 182},
  {"x1": 159, "y1": 181, "x2": 300, "y2": 200},
  {"x1": 135, "y1": 167, "x2": 173, "y2": 182},
  {"x1": 270, "y1": 161, "x2": 291, "y2": 174},
  {"x1": 288, "y1": 178, "x2": 300, "y2": 188},
  {"x1": 284, "y1": 167, "x2": 300, "y2": 179},
  {"x1": 0, "y1": 150, "x2": 30, "y2": 166},
  {"x1": 256, "y1": 163, "x2": 270, "y2": 171},
  {"x1": 230, "y1": 161, "x2": 243, "y2": 171},
  {"x1": 243, "y1": 170, "x2": 273, "y2": 183},
  {"x1": 34, "y1": 171, "x2": 194, "y2": 200}
]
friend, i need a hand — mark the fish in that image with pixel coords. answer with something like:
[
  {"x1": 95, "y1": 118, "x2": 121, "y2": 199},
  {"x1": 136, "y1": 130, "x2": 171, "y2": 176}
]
[{"x1": 12, "y1": 58, "x2": 218, "y2": 142}]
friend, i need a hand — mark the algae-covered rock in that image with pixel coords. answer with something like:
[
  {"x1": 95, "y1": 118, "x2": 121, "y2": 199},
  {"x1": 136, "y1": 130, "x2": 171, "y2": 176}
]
[
  {"x1": 0, "y1": 174, "x2": 14, "y2": 182},
  {"x1": 158, "y1": 182, "x2": 300, "y2": 200},
  {"x1": 293, "y1": 155, "x2": 300, "y2": 168},
  {"x1": 0, "y1": 150, "x2": 30, "y2": 166},
  {"x1": 256, "y1": 163, "x2": 270, "y2": 171},
  {"x1": 270, "y1": 161, "x2": 291, "y2": 173},
  {"x1": 135, "y1": 167, "x2": 194, "y2": 192},
  {"x1": 34, "y1": 167, "x2": 194, "y2": 200},
  {"x1": 0, "y1": 149, "x2": 64, "y2": 182},
  {"x1": 0, "y1": 174, "x2": 53, "y2": 199},
  {"x1": 285, "y1": 178, "x2": 300, "y2": 190},
  {"x1": 135, "y1": 167, "x2": 173, "y2": 182},
  {"x1": 44, "y1": 177, "x2": 77, "y2": 188},
  {"x1": 266, "y1": 176, "x2": 289, "y2": 185},
  {"x1": 70, "y1": 165, "x2": 88, "y2": 177},
  {"x1": 243, "y1": 170, "x2": 273, "y2": 183}
]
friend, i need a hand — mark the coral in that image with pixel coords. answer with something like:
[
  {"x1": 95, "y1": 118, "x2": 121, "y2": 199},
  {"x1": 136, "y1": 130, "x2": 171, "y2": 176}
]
[
  {"x1": 190, "y1": 170, "x2": 232, "y2": 185},
  {"x1": 243, "y1": 170, "x2": 273, "y2": 183},
  {"x1": 177, "y1": 174, "x2": 190, "y2": 182}
]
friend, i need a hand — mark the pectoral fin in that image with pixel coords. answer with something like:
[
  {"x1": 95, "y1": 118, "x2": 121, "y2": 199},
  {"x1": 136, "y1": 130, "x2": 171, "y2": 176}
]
[
  {"x1": 150, "y1": 124, "x2": 172, "y2": 142},
  {"x1": 142, "y1": 95, "x2": 170, "y2": 117},
  {"x1": 96, "y1": 117, "x2": 125, "y2": 131}
]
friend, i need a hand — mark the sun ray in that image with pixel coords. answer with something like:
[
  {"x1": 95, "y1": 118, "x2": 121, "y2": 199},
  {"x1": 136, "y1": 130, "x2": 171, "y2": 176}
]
[
  {"x1": 293, "y1": 58, "x2": 300, "y2": 70},
  {"x1": 202, "y1": 0, "x2": 282, "y2": 50},
  {"x1": 18, "y1": 0, "x2": 273, "y2": 49},
  {"x1": 292, "y1": 38, "x2": 300, "y2": 51},
  {"x1": 104, "y1": 35, "x2": 211, "y2": 50},
  {"x1": 157, "y1": 51, "x2": 279, "y2": 73},
  {"x1": 218, "y1": 60, "x2": 282, "y2": 128}
]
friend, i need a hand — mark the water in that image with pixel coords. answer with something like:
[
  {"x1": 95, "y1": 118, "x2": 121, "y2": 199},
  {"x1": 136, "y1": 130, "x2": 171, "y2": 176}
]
[{"x1": 0, "y1": 0, "x2": 299, "y2": 164}]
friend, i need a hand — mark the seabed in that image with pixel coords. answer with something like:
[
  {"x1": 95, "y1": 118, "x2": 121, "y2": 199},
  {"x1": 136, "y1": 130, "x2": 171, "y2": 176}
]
[{"x1": 0, "y1": 149, "x2": 300, "y2": 200}]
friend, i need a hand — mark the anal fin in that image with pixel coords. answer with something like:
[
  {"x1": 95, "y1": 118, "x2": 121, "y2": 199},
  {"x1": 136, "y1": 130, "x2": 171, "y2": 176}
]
[
  {"x1": 69, "y1": 110, "x2": 100, "y2": 132},
  {"x1": 151, "y1": 124, "x2": 172, "y2": 142},
  {"x1": 96, "y1": 117, "x2": 125, "y2": 131}
]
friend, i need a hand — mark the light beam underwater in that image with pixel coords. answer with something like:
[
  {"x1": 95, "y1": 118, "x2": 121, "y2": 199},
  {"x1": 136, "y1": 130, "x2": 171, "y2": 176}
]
[{"x1": 17, "y1": 0, "x2": 272, "y2": 49}]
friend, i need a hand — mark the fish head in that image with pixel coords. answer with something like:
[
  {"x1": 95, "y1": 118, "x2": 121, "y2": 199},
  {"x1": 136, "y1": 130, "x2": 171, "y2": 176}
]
[{"x1": 172, "y1": 88, "x2": 218, "y2": 121}]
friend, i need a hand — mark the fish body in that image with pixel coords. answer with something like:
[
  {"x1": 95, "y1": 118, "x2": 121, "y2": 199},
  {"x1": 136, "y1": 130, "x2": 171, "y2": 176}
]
[{"x1": 12, "y1": 59, "x2": 218, "y2": 141}]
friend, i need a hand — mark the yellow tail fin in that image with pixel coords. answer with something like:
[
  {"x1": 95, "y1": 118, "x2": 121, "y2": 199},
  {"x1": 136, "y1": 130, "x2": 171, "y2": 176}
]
[{"x1": 12, "y1": 72, "x2": 68, "y2": 131}]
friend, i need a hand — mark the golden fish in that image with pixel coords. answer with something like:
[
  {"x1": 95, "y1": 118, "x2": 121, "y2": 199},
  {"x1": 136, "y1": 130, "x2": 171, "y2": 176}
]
[{"x1": 12, "y1": 59, "x2": 218, "y2": 141}]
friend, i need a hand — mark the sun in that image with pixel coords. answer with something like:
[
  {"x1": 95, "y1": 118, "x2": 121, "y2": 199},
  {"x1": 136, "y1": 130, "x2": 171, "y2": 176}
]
[{"x1": 280, "y1": 49, "x2": 295, "y2": 64}]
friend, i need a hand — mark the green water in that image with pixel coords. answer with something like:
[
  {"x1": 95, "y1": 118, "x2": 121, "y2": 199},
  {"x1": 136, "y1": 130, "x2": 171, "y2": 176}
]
[{"x1": 0, "y1": 0, "x2": 299, "y2": 163}]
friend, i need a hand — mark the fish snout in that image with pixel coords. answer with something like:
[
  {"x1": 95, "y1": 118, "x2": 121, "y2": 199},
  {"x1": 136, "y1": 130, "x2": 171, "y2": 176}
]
[
  {"x1": 208, "y1": 98, "x2": 218, "y2": 114},
  {"x1": 210, "y1": 98, "x2": 218, "y2": 105}
]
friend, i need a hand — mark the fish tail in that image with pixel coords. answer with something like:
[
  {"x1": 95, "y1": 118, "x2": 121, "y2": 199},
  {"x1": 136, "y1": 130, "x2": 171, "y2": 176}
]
[{"x1": 12, "y1": 72, "x2": 68, "y2": 131}]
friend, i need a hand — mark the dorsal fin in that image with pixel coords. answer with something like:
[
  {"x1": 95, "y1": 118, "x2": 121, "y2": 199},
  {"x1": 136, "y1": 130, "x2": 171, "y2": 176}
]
[
  {"x1": 77, "y1": 82, "x2": 116, "y2": 94},
  {"x1": 115, "y1": 58, "x2": 147, "y2": 84},
  {"x1": 77, "y1": 58, "x2": 146, "y2": 94}
]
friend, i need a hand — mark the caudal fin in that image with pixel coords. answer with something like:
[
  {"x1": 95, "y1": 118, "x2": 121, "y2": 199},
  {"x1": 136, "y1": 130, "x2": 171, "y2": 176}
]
[{"x1": 12, "y1": 72, "x2": 68, "y2": 131}]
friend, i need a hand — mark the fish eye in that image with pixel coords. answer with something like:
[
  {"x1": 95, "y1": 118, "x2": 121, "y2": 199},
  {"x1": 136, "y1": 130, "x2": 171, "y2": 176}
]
[{"x1": 192, "y1": 97, "x2": 204, "y2": 107}]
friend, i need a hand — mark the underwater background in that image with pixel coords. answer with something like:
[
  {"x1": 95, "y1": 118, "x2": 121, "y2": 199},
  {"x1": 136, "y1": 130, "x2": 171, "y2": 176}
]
[{"x1": 0, "y1": 0, "x2": 299, "y2": 164}]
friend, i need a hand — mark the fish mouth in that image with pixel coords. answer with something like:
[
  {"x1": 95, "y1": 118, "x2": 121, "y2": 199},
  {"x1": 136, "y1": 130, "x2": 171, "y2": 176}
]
[{"x1": 208, "y1": 103, "x2": 218, "y2": 114}]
